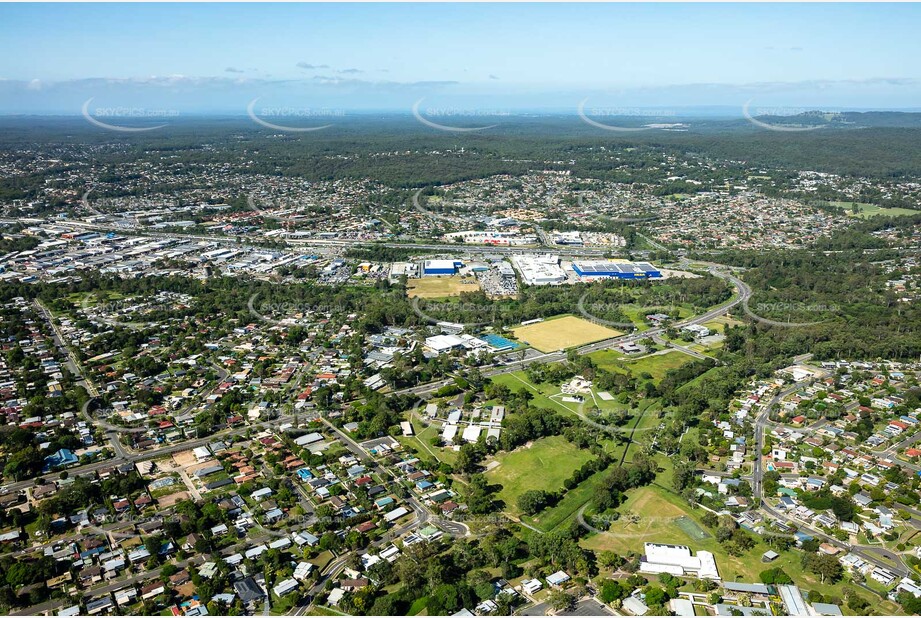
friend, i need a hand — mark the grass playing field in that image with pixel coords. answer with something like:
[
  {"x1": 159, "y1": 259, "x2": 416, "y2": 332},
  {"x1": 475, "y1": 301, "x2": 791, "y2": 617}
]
[
  {"x1": 407, "y1": 275, "x2": 480, "y2": 299},
  {"x1": 831, "y1": 201, "x2": 919, "y2": 219},
  {"x1": 485, "y1": 435, "x2": 594, "y2": 516},
  {"x1": 703, "y1": 315, "x2": 744, "y2": 330},
  {"x1": 589, "y1": 348, "x2": 698, "y2": 383},
  {"x1": 511, "y1": 315, "x2": 622, "y2": 352}
]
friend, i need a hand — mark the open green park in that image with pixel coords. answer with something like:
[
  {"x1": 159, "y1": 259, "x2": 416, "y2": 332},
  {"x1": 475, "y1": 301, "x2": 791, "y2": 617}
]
[
  {"x1": 484, "y1": 435, "x2": 595, "y2": 518},
  {"x1": 831, "y1": 201, "x2": 920, "y2": 219}
]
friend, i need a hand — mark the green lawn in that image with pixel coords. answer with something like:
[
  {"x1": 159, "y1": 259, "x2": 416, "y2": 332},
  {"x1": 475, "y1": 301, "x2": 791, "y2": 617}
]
[
  {"x1": 489, "y1": 372, "x2": 583, "y2": 418},
  {"x1": 485, "y1": 435, "x2": 594, "y2": 516},
  {"x1": 309, "y1": 550, "x2": 335, "y2": 571},
  {"x1": 407, "y1": 596, "x2": 429, "y2": 615},
  {"x1": 619, "y1": 303, "x2": 695, "y2": 330},
  {"x1": 306, "y1": 607, "x2": 348, "y2": 616},
  {"x1": 589, "y1": 348, "x2": 698, "y2": 383},
  {"x1": 830, "y1": 201, "x2": 919, "y2": 219},
  {"x1": 396, "y1": 415, "x2": 458, "y2": 465},
  {"x1": 524, "y1": 466, "x2": 610, "y2": 532},
  {"x1": 703, "y1": 315, "x2": 744, "y2": 331}
]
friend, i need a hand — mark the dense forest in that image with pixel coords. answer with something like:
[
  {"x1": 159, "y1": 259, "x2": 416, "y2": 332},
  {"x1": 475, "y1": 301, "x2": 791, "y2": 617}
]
[{"x1": 4, "y1": 115, "x2": 921, "y2": 202}]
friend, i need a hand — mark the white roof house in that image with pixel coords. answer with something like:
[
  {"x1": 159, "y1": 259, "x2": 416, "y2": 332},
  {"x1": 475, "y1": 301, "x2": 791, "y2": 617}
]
[
  {"x1": 425, "y1": 334, "x2": 466, "y2": 353},
  {"x1": 546, "y1": 571, "x2": 570, "y2": 587},
  {"x1": 442, "y1": 424, "x2": 459, "y2": 443},
  {"x1": 294, "y1": 432, "x2": 324, "y2": 446},
  {"x1": 521, "y1": 579, "x2": 542, "y2": 594},
  {"x1": 384, "y1": 506, "x2": 409, "y2": 522},
  {"x1": 273, "y1": 578, "x2": 299, "y2": 597},
  {"x1": 293, "y1": 562, "x2": 315, "y2": 581},
  {"x1": 623, "y1": 596, "x2": 649, "y2": 616}
]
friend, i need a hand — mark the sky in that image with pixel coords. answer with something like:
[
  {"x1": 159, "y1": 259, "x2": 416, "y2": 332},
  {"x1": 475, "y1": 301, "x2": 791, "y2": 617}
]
[{"x1": 1, "y1": 3, "x2": 920, "y2": 116}]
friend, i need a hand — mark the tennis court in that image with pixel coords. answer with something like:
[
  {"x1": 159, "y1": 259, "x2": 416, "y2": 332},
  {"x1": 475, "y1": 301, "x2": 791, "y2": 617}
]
[{"x1": 675, "y1": 515, "x2": 710, "y2": 540}]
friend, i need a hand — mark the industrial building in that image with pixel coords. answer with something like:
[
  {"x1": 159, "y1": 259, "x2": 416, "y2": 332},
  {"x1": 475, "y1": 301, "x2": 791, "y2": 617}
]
[
  {"x1": 422, "y1": 259, "x2": 464, "y2": 276},
  {"x1": 511, "y1": 254, "x2": 567, "y2": 285},
  {"x1": 571, "y1": 260, "x2": 661, "y2": 280}
]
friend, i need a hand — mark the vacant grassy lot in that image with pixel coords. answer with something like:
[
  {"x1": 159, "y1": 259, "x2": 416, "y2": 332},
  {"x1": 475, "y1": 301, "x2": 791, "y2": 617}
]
[
  {"x1": 407, "y1": 275, "x2": 480, "y2": 298},
  {"x1": 627, "y1": 350, "x2": 697, "y2": 380},
  {"x1": 589, "y1": 348, "x2": 697, "y2": 383},
  {"x1": 512, "y1": 315, "x2": 622, "y2": 352},
  {"x1": 486, "y1": 435, "x2": 594, "y2": 516},
  {"x1": 525, "y1": 466, "x2": 610, "y2": 532},
  {"x1": 489, "y1": 370, "x2": 635, "y2": 419},
  {"x1": 619, "y1": 303, "x2": 694, "y2": 330},
  {"x1": 703, "y1": 315, "x2": 744, "y2": 331}
]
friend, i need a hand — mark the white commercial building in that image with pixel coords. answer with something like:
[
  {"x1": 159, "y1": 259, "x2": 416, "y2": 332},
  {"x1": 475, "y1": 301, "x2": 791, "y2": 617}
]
[
  {"x1": 424, "y1": 334, "x2": 467, "y2": 353},
  {"x1": 511, "y1": 254, "x2": 567, "y2": 285},
  {"x1": 640, "y1": 543, "x2": 720, "y2": 580}
]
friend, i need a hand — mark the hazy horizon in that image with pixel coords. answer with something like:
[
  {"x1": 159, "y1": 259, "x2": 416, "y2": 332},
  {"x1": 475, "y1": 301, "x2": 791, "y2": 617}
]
[{"x1": 2, "y1": 3, "x2": 921, "y2": 117}]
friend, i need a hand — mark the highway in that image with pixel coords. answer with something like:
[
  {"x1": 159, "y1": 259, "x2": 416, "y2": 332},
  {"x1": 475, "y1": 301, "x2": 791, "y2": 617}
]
[
  {"x1": 2, "y1": 215, "x2": 629, "y2": 259},
  {"x1": 393, "y1": 261, "x2": 751, "y2": 402}
]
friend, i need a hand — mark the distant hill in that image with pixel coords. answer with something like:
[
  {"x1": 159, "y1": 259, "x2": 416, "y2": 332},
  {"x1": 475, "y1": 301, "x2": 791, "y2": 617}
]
[{"x1": 752, "y1": 110, "x2": 921, "y2": 129}]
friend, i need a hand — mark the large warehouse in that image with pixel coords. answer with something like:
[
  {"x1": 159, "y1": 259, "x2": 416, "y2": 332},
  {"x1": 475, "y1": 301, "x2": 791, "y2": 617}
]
[
  {"x1": 422, "y1": 259, "x2": 464, "y2": 276},
  {"x1": 571, "y1": 260, "x2": 661, "y2": 280},
  {"x1": 511, "y1": 255, "x2": 567, "y2": 285}
]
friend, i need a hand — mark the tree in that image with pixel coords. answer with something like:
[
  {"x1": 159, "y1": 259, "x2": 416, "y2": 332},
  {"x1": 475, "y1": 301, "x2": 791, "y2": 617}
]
[
  {"x1": 759, "y1": 567, "x2": 793, "y2": 585},
  {"x1": 600, "y1": 579, "x2": 627, "y2": 604},
  {"x1": 517, "y1": 490, "x2": 552, "y2": 516},
  {"x1": 465, "y1": 474, "x2": 502, "y2": 515},
  {"x1": 672, "y1": 459, "x2": 695, "y2": 492},
  {"x1": 598, "y1": 551, "x2": 624, "y2": 570},
  {"x1": 644, "y1": 586, "x2": 668, "y2": 606},
  {"x1": 547, "y1": 590, "x2": 575, "y2": 612},
  {"x1": 806, "y1": 553, "x2": 843, "y2": 584},
  {"x1": 701, "y1": 512, "x2": 719, "y2": 528},
  {"x1": 456, "y1": 442, "x2": 485, "y2": 474}
]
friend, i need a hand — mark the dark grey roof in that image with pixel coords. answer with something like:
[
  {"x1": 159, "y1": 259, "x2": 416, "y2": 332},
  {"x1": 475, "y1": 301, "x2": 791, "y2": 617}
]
[{"x1": 233, "y1": 577, "x2": 265, "y2": 603}]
